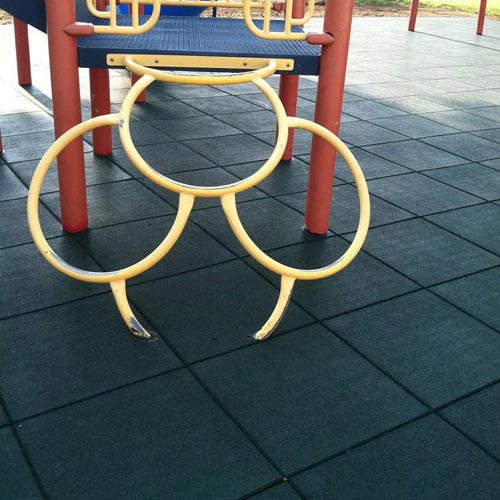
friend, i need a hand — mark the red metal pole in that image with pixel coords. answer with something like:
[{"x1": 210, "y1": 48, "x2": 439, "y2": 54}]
[
  {"x1": 0, "y1": 130, "x2": 3, "y2": 153},
  {"x1": 408, "y1": 0, "x2": 419, "y2": 31},
  {"x1": 45, "y1": 0, "x2": 88, "y2": 233},
  {"x1": 278, "y1": 0, "x2": 305, "y2": 160},
  {"x1": 303, "y1": 0, "x2": 354, "y2": 234},
  {"x1": 13, "y1": 18, "x2": 32, "y2": 86},
  {"x1": 477, "y1": 0, "x2": 487, "y2": 34},
  {"x1": 131, "y1": 73, "x2": 147, "y2": 103},
  {"x1": 90, "y1": 69, "x2": 112, "y2": 155}
]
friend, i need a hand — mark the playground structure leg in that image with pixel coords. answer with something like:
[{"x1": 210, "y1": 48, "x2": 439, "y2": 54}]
[
  {"x1": 408, "y1": 0, "x2": 419, "y2": 31},
  {"x1": 13, "y1": 18, "x2": 32, "y2": 85},
  {"x1": 131, "y1": 73, "x2": 147, "y2": 103},
  {"x1": 477, "y1": 0, "x2": 487, "y2": 34},
  {"x1": 90, "y1": 68, "x2": 112, "y2": 155},
  {"x1": 304, "y1": 0, "x2": 354, "y2": 234},
  {"x1": 46, "y1": 0, "x2": 88, "y2": 233}
]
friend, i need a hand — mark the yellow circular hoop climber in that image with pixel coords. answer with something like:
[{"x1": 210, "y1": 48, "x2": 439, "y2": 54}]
[{"x1": 27, "y1": 59, "x2": 370, "y2": 342}]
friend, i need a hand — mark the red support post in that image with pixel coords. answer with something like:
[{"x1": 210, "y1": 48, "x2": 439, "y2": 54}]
[
  {"x1": 46, "y1": 0, "x2": 88, "y2": 233},
  {"x1": 303, "y1": 0, "x2": 354, "y2": 234},
  {"x1": 477, "y1": 0, "x2": 487, "y2": 34},
  {"x1": 131, "y1": 73, "x2": 147, "y2": 103},
  {"x1": 0, "y1": 130, "x2": 3, "y2": 153},
  {"x1": 13, "y1": 18, "x2": 32, "y2": 86},
  {"x1": 408, "y1": 0, "x2": 419, "y2": 31},
  {"x1": 90, "y1": 69, "x2": 112, "y2": 155},
  {"x1": 278, "y1": 0, "x2": 305, "y2": 160}
]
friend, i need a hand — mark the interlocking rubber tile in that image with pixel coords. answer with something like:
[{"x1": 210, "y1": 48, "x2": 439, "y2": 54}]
[
  {"x1": 0, "y1": 238, "x2": 102, "y2": 319},
  {"x1": 339, "y1": 121, "x2": 407, "y2": 146},
  {"x1": 215, "y1": 110, "x2": 277, "y2": 134},
  {"x1": 459, "y1": 89, "x2": 500, "y2": 106},
  {"x1": 182, "y1": 95, "x2": 263, "y2": 115},
  {"x1": 183, "y1": 134, "x2": 275, "y2": 166},
  {"x1": 374, "y1": 95, "x2": 452, "y2": 113},
  {"x1": 364, "y1": 140, "x2": 466, "y2": 171},
  {"x1": 422, "y1": 133, "x2": 500, "y2": 162},
  {"x1": 426, "y1": 203, "x2": 500, "y2": 255},
  {"x1": 424, "y1": 163, "x2": 500, "y2": 200},
  {"x1": 481, "y1": 158, "x2": 500, "y2": 171},
  {"x1": 139, "y1": 169, "x2": 266, "y2": 210},
  {"x1": 129, "y1": 260, "x2": 313, "y2": 361},
  {"x1": 75, "y1": 216, "x2": 234, "y2": 284},
  {"x1": 42, "y1": 179, "x2": 173, "y2": 228},
  {"x1": 253, "y1": 129, "x2": 313, "y2": 156},
  {"x1": 18, "y1": 371, "x2": 278, "y2": 500},
  {"x1": 0, "y1": 95, "x2": 41, "y2": 115},
  {"x1": 110, "y1": 85, "x2": 174, "y2": 104},
  {"x1": 353, "y1": 218, "x2": 500, "y2": 286},
  {"x1": 421, "y1": 110, "x2": 499, "y2": 132},
  {"x1": 466, "y1": 106, "x2": 500, "y2": 122},
  {"x1": 0, "y1": 295, "x2": 181, "y2": 420},
  {"x1": 292, "y1": 415, "x2": 500, "y2": 500},
  {"x1": 0, "y1": 112, "x2": 53, "y2": 136},
  {"x1": 249, "y1": 483, "x2": 302, "y2": 499},
  {"x1": 149, "y1": 115, "x2": 240, "y2": 140},
  {"x1": 342, "y1": 100, "x2": 407, "y2": 120},
  {"x1": 193, "y1": 197, "x2": 324, "y2": 256},
  {"x1": 431, "y1": 267, "x2": 500, "y2": 332},
  {"x1": 10, "y1": 153, "x2": 131, "y2": 194},
  {"x1": 0, "y1": 428, "x2": 43, "y2": 500},
  {"x1": 424, "y1": 91, "x2": 499, "y2": 109},
  {"x1": 327, "y1": 290, "x2": 500, "y2": 406},
  {"x1": 370, "y1": 114, "x2": 457, "y2": 138},
  {"x1": 368, "y1": 172, "x2": 482, "y2": 215},
  {"x1": 128, "y1": 99, "x2": 204, "y2": 121},
  {"x1": 161, "y1": 84, "x2": 227, "y2": 100},
  {"x1": 211, "y1": 82, "x2": 262, "y2": 95},
  {"x1": 278, "y1": 184, "x2": 414, "y2": 233},
  {"x1": 194, "y1": 325, "x2": 425, "y2": 473},
  {"x1": 0, "y1": 198, "x2": 60, "y2": 249},
  {"x1": 110, "y1": 141, "x2": 215, "y2": 177},
  {"x1": 472, "y1": 128, "x2": 500, "y2": 145},
  {"x1": 420, "y1": 78, "x2": 481, "y2": 93},
  {"x1": 440, "y1": 382, "x2": 500, "y2": 461},
  {"x1": 246, "y1": 238, "x2": 418, "y2": 319},
  {"x1": 0, "y1": 164, "x2": 28, "y2": 201},
  {"x1": 239, "y1": 93, "x2": 311, "y2": 110}
]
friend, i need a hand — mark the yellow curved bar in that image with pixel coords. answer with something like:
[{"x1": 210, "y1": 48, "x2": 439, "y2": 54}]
[
  {"x1": 27, "y1": 115, "x2": 195, "y2": 284},
  {"x1": 119, "y1": 62, "x2": 289, "y2": 197},
  {"x1": 220, "y1": 118, "x2": 370, "y2": 281}
]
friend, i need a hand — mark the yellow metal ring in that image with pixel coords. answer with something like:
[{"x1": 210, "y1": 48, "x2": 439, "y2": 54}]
[
  {"x1": 118, "y1": 72, "x2": 290, "y2": 197},
  {"x1": 221, "y1": 116, "x2": 371, "y2": 281},
  {"x1": 27, "y1": 114, "x2": 195, "y2": 284}
]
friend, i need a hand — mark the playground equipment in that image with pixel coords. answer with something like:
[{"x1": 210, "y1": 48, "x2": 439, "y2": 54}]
[
  {"x1": 2, "y1": 0, "x2": 371, "y2": 339},
  {"x1": 408, "y1": 0, "x2": 489, "y2": 35}
]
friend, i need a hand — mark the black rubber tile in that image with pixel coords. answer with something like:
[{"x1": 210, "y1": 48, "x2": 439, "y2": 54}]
[
  {"x1": 431, "y1": 267, "x2": 500, "y2": 332},
  {"x1": 252, "y1": 129, "x2": 313, "y2": 156},
  {"x1": 127, "y1": 99, "x2": 204, "y2": 121},
  {"x1": 375, "y1": 95, "x2": 452, "y2": 113},
  {"x1": 249, "y1": 483, "x2": 302, "y2": 499},
  {"x1": 422, "y1": 133, "x2": 500, "y2": 162},
  {"x1": 110, "y1": 85, "x2": 174, "y2": 104},
  {"x1": 110, "y1": 141, "x2": 215, "y2": 177},
  {"x1": 0, "y1": 238, "x2": 102, "y2": 319},
  {"x1": 193, "y1": 197, "x2": 325, "y2": 257},
  {"x1": 246, "y1": 238, "x2": 418, "y2": 319},
  {"x1": 426, "y1": 203, "x2": 500, "y2": 255},
  {"x1": 0, "y1": 95, "x2": 41, "y2": 115},
  {"x1": 278, "y1": 184, "x2": 414, "y2": 233},
  {"x1": 364, "y1": 140, "x2": 466, "y2": 171},
  {"x1": 466, "y1": 106, "x2": 500, "y2": 122},
  {"x1": 194, "y1": 325, "x2": 425, "y2": 473},
  {"x1": 0, "y1": 407, "x2": 7, "y2": 427},
  {"x1": 420, "y1": 78, "x2": 481, "y2": 93},
  {"x1": 440, "y1": 383, "x2": 500, "y2": 461},
  {"x1": 42, "y1": 179, "x2": 173, "y2": 229},
  {"x1": 422, "y1": 110, "x2": 500, "y2": 132},
  {"x1": 353, "y1": 218, "x2": 500, "y2": 286},
  {"x1": 293, "y1": 415, "x2": 500, "y2": 500},
  {"x1": 339, "y1": 121, "x2": 407, "y2": 147},
  {"x1": 18, "y1": 371, "x2": 278, "y2": 500},
  {"x1": 0, "y1": 295, "x2": 181, "y2": 420},
  {"x1": 1, "y1": 131, "x2": 91, "y2": 163},
  {"x1": 342, "y1": 100, "x2": 407, "y2": 120},
  {"x1": 370, "y1": 114, "x2": 458, "y2": 138},
  {"x1": 129, "y1": 260, "x2": 313, "y2": 362},
  {"x1": 75, "y1": 216, "x2": 234, "y2": 284},
  {"x1": 182, "y1": 95, "x2": 263, "y2": 115},
  {"x1": 368, "y1": 172, "x2": 482, "y2": 215},
  {"x1": 215, "y1": 110, "x2": 277, "y2": 134},
  {"x1": 139, "y1": 169, "x2": 267, "y2": 210},
  {"x1": 424, "y1": 163, "x2": 500, "y2": 200},
  {"x1": 0, "y1": 112, "x2": 53, "y2": 136},
  {"x1": 211, "y1": 82, "x2": 262, "y2": 95},
  {"x1": 330, "y1": 148, "x2": 411, "y2": 181},
  {"x1": 422, "y1": 92, "x2": 496, "y2": 110},
  {"x1": 148, "y1": 115, "x2": 240, "y2": 140},
  {"x1": 161, "y1": 84, "x2": 228, "y2": 100},
  {"x1": 0, "y1": 197, "x2": 61, "y2": 249},
  {"x1": 328, "y1": 290, "x2": 500, "y2": 407},
  {"x1": 472, "y1": 128, "x2": 500, "y2": 145},
  {"x1": 0, "y1": 164, "x2": 28, "y2": 201},
  {"x1": 11, "y1": 152, "x2": 131, "y2": 194},
  {"x1": 239, "y1": 93, "x2": 311, "y2": 111},
  {"x1": 0, "y1": 428, "x2": 43, "y2": 500},
  {"x1": 183, "y1": 134, "x2": 275, "y2": 166},
  {"x1": 481, "y1": 158, "x2": 500, "y2": 171}
]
